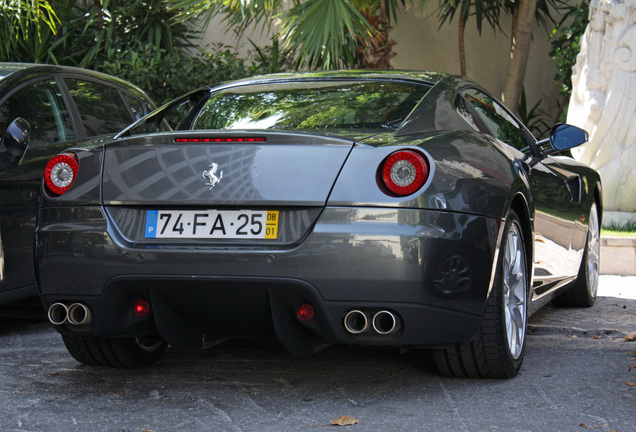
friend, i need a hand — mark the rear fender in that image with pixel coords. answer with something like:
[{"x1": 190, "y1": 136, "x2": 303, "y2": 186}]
[{"x1": 329, "y1": 131, "x2": 517, "y2": 219}]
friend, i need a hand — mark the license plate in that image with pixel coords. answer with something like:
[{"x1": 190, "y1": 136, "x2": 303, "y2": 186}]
[{"x1": 144, "y1": 210, "x2": 279, "y2": 239}]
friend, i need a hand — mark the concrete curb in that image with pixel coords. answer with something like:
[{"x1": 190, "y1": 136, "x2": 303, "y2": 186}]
[
  {"x1": 528, "y1": 275, "x2": 635, "y2": 336},
  {"x1": 601, "y1": 236, "x2": 636, "y2": 276}
]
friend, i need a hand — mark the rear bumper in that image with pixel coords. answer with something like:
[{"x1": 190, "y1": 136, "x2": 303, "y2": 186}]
[{"x1": 36, "y1": 205, "x2": 501, "y2": 353}]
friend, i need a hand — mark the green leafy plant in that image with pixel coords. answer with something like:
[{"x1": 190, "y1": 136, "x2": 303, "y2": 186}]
[
  {"x1": 517, "y1": 88, "x2": 551, "y2": 139},
  {"x1": 0, "y1": 0, "x2": 60, "y2": 62},
  {"x1": 172, "y1": 0, "x2": 402, "y2": 70},
  {"x1": 550, "y1": 1, "x2": 589, "y2": 97},
  {"x1": 99, "y1": 43, "x2": 251, "y2": 104},
  {"x1": 248, "y1": 37, "x2": 296, "y2": 75},
  {"x1": 2, "y1": 0, "x2": 199, "y2": 68}
]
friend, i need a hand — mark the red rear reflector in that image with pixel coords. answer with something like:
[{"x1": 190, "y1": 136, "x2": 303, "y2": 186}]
[
  {"x1": 174, "y1": 137, "x2": 266, "y2": 143},
  {"x1": 297, "y1": 304, "x2": 315, "y2": 322},
  {"x1": 43, "y1": 153, "x2": 79, "y2": 196},
  {"x1": 378, "y1": 149, "x2": 429, "y2": 197},
  {"x1": 133, "y1": 300, "x2": 151, "y2": 317}
]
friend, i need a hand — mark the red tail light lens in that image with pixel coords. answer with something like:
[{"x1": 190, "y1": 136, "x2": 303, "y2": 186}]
[
  {"x1": 297, "y1": 303, "x2": 315, "y2": 322},
  {"x1": 174, "y1": 137, "x2": 266, "y2": 143},
  {"x1": 44, "y1": 153, "x2": 79, "y2": 196},
  {"x1": 134, "y1": 299, "x2": 151, "y2": 317},
  {"x1": 378, "y1": 150, "x2": 429, "y2": 196}
]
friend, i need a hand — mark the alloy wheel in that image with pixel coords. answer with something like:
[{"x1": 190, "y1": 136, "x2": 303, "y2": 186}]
[
  {"x1": 586, "y1": 204, "x2": 600, "y2": 299},
  {"x1": 502, "y1": 223, "x2": 527, "y2": 360}
]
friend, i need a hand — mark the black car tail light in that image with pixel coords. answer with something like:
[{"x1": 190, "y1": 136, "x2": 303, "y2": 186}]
[
  {"x1": 378, "y1": 149, "x2": 429, "y2": 196},
  {"x1": 43, "y1": 153, "x2": 79, "y2": 196}
]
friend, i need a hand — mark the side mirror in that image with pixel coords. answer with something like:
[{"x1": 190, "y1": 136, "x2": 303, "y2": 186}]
[
  {"x1": 2, "y1": 117, "x2": 31, "y2": 166},
  {"x1": 550, "y1": 123, "x2": 588, "y2": 151}
]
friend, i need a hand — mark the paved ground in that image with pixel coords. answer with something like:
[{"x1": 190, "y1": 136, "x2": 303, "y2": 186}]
[
  {"x1": 0, "y1": 276, "x2": 633, "y2": 432},
  {"x1": 530, "y1": 275, "x2": 635, "y2": 337}
]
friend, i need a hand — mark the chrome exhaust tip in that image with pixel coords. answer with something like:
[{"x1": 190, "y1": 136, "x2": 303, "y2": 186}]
[
  {"x1": 48, "y1": 303, "x2": 69, "y2": 326},
  {"x1": 67, "y1": 303, "x2": 93, "y2": 326},
  {"x1": 372, "y1": 310, "x2": 399, "y2": 335},
  {"x1": 344, "y1": 310, "x2": 370, "y2": 334}
]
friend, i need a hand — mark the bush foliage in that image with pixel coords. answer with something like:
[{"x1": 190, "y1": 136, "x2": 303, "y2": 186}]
[
  {"x1": 550, "y1": 1, "x2": 590, "y2": 98},
  {"x1": 0, "y1": 1, "x2": 289, "y2": 104},
  {"x1": 99, "y1": 43, "x2": 252, "y2": 104}
]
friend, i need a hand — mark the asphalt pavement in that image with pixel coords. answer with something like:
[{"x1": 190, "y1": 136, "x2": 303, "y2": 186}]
[{"x1": 0, "y1": 276, "x2": 633, "y2": 432}]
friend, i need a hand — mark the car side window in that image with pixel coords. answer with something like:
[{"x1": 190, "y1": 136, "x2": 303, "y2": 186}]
[
  {"x1": 65, "y1": 79, "x2": 133, "y2": 136},
  {"x1": 0, "y1": 79, "x2": 75, "y2": 148},
  {"x1": 121, "y1": 92, "x2": 149, "y2": 122},
  {"x1": 455, "y1": 94, "x2": 489, "y2": 134},
  {"x1": 461, "y1": 88, "x2": 528, "y2": 151}
]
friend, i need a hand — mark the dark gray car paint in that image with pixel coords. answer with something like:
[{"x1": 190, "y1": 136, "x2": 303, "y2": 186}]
[
  {"x1": 0, "y1": 63, "x2": 155, "y2": 304},
  {"x1": 34, "y1": 71, "x2": 602, "y2": 355}
]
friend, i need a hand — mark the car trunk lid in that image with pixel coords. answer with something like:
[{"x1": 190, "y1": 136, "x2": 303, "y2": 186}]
[
  {"x1": 102, "y1": 131, "x2": 357, "y2": 206},
  {"x1": 101, "y1": 131, "x2": 358, "y2": 246}
]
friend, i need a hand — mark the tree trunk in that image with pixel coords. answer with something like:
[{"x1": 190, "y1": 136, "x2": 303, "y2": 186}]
[
  {"x1": 355, "y1": 0, "x2": 396, "y2": 69},
  {"x1": 459, "y1": 14, "x2": 466, "y2": 76},
  {"x1": 502, "y1": 0, "x2": 538, "y2": 113}
]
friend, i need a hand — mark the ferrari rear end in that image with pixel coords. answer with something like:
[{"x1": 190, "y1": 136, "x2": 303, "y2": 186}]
[{"x1": 35, "y1": 72, "x2": 514, "y2": 366}]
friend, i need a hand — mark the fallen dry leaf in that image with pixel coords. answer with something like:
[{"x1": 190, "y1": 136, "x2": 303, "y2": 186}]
[
  {"x1": 313, "y1": 416, "x2": 360, "y2": 427},
  {"x1": 579, "y1": 423, "x2": 604, "y2": 429},
  {"x1": 330, "y1": 416, "x2": 360, "y2": 426},
  {"x1": 623, "y1": 333, "x2": 636, "y2": 342}
]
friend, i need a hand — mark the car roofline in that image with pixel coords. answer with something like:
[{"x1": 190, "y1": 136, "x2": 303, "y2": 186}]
[
  {"x1": 0, "y1": 62, "x2": 150, "y2": 99},
  {"x1": 207, "y1": 70, "x2": 449, "y2": 93}
]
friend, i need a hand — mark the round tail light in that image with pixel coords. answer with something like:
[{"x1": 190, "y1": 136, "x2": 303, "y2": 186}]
[
  {"x1": 44, "y1": 153, "x2": 79, "y2": 196},
  {"x1": 134, "y1": 299, "x2": 151, "y2": 317},
  {"x1": 297, "y1": 303, "x2": 315, "y2": 322},
  {"x1": 378, "y1": 149, "x2": 429, "y2": 196}
]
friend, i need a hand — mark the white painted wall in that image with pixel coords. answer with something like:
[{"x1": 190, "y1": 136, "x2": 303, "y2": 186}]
[
  {"x1": 391, "y1": 6, "x2": 560, "y2": 112},
  {"x1": 197, "y1": 5, "x2": 562, "y2": 117}
]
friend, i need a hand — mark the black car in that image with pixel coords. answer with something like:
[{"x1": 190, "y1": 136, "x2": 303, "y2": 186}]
[
  {"x1": 0, "y1": 63, "x2": 155, "y2": 305},
  {"x1": 36, "y1": 71, "x2": 601, "y2": 378}
]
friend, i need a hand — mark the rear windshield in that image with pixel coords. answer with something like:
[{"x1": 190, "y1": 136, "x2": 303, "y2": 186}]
[{"x1": 191, "y1": 80, "x2": 431, "y2": 131}]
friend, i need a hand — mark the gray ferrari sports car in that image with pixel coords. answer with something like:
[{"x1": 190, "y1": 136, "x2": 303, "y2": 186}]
[{"x1": 36, "y1": 71, "x2": 601, "y2": 378}]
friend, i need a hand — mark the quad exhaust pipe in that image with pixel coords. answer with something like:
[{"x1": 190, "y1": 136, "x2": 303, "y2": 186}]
[
  {"x1": 344, "y1": 310, "x2": 370, "y2": 334},
  {"x1": 344, "y1": 309, "x2": 400, "y2": 335},
  {"x1": 48, "y1": 302, "x2": 93, "y2": 326},
  {"x1": 372, "y1": 310, "x2": 399, "y2": 335}
]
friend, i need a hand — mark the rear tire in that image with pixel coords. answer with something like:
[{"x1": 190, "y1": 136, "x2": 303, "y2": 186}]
[
  {"x1": 62, "y1": 335, "x2": 167, "y2": 368},
  {"x1": 553, "y1": 202, "x2": 600, "y2": 308},
  {"x1": 433, "y1": 210, "x2": 529, "y2": 378}
]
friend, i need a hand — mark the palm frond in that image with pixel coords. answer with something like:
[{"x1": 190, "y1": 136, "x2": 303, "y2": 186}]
[{"x1": 279, "y1": 0, "x2": 375, "y2": 69}]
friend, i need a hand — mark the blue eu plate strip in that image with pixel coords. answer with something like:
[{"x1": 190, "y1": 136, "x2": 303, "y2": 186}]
[{"x1": 145, "y1": 210, "x2": 158, "y2": 238}]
